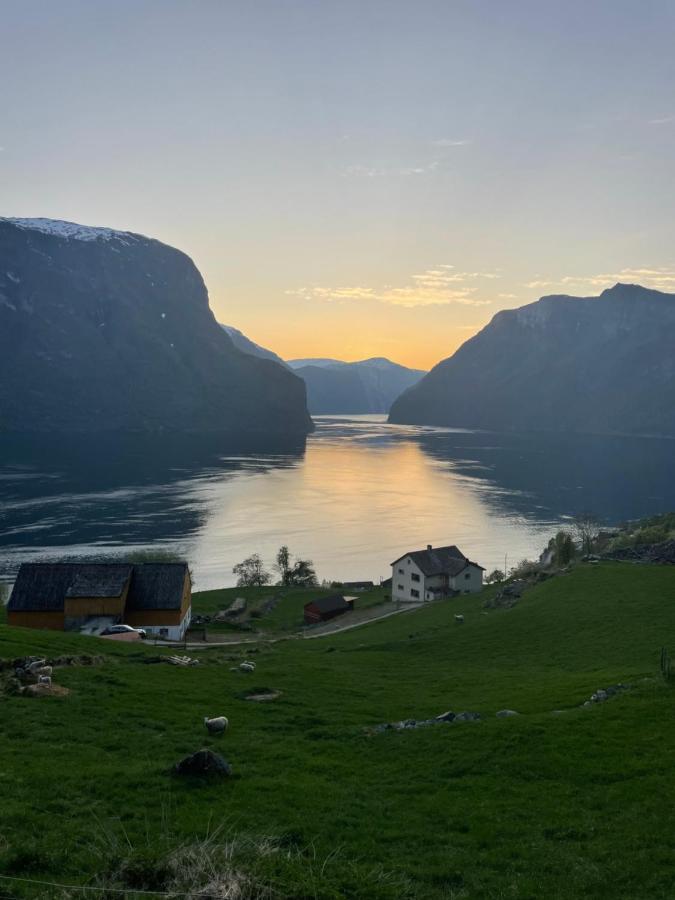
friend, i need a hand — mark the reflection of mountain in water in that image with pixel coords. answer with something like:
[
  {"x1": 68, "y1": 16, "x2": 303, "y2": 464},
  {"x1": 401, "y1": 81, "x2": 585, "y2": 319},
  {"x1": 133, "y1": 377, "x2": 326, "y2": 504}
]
[
  {"x1": 412, "y1": 429, "x2": 675, "y2": 523},
  {"x1": 3, "y1": 418, "x2": 674, "y2": 589},
  {"x1": 0, "y1": 433, "x2": 306, "y2": 576}
]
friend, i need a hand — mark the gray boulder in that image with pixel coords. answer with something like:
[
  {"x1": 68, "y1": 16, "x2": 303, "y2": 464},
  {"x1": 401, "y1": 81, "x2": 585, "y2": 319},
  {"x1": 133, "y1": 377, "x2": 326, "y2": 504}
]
[
  {"x1": 496, "y1": 709, "x2": 519, "y2": 717},
  {"x1": 435, "y1": 711, "x2": 456, "y2": 722},
  {"x1": 454, "y1": 711, "x2": 481, "y2": 723},
  {"x1": 173, "y1": 749, "x2": 231, "y2": 777}
]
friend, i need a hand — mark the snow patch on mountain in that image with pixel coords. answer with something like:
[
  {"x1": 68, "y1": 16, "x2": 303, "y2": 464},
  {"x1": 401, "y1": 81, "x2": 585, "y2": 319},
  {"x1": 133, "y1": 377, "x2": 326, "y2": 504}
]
[{"x1": 0, "y1": 217, "x2": 141, "y2": 244}]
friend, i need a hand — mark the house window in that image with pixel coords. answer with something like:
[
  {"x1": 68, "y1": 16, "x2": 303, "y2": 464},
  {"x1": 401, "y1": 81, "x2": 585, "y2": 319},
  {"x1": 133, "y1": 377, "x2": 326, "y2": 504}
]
[
  {"x1": 464, "y1": 572, "x2": 471, "y2": 580},
  {"x1": 410, "y1": 588, "x2": 420, "y2": 598},
  {"x1": 411, "y1": 573, "x2": 420, "y2": 582},
  {"x1": 397, "y1": 584, "x2": 404, "y2": 591},
  {"x1": 398, "y1": 568, "x2": 404, "y2": 575},
  {"x1": 159, "y1": 627, "x2": 169, "y2": 637}
]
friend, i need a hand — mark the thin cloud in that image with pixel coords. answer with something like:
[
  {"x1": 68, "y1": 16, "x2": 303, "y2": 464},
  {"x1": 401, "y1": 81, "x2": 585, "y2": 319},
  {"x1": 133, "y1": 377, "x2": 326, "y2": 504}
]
[
  {"x1": 432, "y1": 138, "x2": 470, "y2": 147},
  {"x1": 286, "y1": 267, "x2": 498, "y2": 309},
  {"x1": 524, "y1": 267, "x2": 675, "y2": 294},
  {"x1": 342, "y1": 159, "x2": 441, "y2": 178},
  {"x1": 648, "y1": 116, "x2": 674, "y2": 125}
]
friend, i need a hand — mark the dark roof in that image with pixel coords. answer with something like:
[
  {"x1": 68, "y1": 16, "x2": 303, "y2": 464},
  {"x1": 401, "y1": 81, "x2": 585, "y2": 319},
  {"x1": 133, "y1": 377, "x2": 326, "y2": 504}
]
[
  {"x1": 342, "y1": 580, "x2": 374, "y2": 589},
  {"x1": 305, "y1": 594, "x2": 352, "y2": 614},
  {"x1": 391, "y1": 545, "x2": 485, "y2": 576},
  {"x1": 9, "y1": 562, "x2": 188, "y2": 613},
  {"x1": 9, "y1": 564, "x2": 80, "y2": 612},
  {"x1": 125, "y1": 564, "x2": 189, "y2": 611},
  {"x1": 66, "y1": 565, "x2": 132, "y2": 598}
]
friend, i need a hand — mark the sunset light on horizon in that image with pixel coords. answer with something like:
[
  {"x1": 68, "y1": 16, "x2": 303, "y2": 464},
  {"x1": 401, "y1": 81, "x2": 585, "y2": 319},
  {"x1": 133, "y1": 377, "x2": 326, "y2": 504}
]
[{"x1": 3, "y1": 0, "x2": 675, "y2": 368}]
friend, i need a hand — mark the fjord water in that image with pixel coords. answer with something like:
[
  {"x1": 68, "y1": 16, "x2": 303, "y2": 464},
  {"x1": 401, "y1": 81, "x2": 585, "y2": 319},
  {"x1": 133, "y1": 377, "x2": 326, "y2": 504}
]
[{"x1": 1, "y1": 416, "x2": 674, "y2": 590}]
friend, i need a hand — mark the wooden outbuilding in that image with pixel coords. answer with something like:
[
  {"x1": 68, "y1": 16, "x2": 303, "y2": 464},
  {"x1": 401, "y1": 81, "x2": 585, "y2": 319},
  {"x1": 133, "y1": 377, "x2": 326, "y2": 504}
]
[
  {"x1": 304, "y1": 594, "x2": 355, "y2": 625},
  {"x1": 7, "y1": 562, "x2": 192, "y2": 640}
]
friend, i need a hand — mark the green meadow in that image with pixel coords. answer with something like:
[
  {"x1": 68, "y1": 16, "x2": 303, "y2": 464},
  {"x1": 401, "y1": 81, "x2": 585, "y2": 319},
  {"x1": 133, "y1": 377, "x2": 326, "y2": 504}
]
[
  {"x1": 2, "y1": 562, "x2": 675, "y2": 898},
  {"x1": 190, "y1": 583, "x2": 389, "y2": 634}
]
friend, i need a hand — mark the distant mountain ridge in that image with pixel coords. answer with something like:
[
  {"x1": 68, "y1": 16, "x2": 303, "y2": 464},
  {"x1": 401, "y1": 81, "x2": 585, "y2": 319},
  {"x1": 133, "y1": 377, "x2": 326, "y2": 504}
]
[
  {"x1": 389, "y1": 282, "x2": 675, "y2": 436},
  {"x1": 217, "y1": 326, "x2": 426, "y2": 415},
  {"x1": 0, "y1": 218, "x2": 312, "y2": 436},
  {"x1": 293, "y1": 357, "x2": 426, "y2": 415}
]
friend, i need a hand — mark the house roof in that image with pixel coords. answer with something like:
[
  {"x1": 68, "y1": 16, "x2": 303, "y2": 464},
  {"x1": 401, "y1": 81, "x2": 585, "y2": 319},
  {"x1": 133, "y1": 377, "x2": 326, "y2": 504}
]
[
  {"x1": 126, "y1": 563, "x2": 188, "y2": 611},
  {"x1": 305, "y1": 594, "x2": 352, "y2": 614},
  {"x1": 8, "y1": 562, "x2": 188, "y2": 613},
  {"x1": 391, "y1": 545, "x2": 485, "y2": 576}
]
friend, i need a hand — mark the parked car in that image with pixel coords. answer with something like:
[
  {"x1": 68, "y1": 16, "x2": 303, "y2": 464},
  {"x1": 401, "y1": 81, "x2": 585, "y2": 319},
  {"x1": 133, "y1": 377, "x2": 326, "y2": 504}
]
[{"x1": 100, "y1": 624, "x2": 147, "y2": 639}]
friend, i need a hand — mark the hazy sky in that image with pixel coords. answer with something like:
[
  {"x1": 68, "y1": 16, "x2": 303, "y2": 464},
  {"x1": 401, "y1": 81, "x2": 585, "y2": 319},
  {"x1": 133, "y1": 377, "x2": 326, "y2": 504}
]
[{"x1": 2, "y1": 1, "x2": 675, "y2": 368}]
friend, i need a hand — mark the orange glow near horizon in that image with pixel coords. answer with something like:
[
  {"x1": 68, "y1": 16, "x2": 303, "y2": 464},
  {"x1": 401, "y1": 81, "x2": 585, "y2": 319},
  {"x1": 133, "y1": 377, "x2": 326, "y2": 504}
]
[{"x1": 210, "y1": 290, "x2": 487, "y2": 370}]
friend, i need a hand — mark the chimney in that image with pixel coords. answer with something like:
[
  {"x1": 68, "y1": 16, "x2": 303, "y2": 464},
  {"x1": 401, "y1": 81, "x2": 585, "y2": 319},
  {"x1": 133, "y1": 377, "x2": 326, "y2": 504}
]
[{"x1": 427, "y1": 544, "x2": 432, "y2": 551}]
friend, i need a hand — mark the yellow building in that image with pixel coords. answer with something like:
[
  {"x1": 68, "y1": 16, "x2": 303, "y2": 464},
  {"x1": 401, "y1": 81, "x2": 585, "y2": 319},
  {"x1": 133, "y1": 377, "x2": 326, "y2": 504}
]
[{"x1": 7, "y1": 562, "x2": 192, "y2": 640}]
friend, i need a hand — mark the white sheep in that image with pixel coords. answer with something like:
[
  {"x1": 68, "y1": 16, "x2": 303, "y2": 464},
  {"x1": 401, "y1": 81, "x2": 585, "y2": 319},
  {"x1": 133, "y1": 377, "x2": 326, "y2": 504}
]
[
  {"x1": 34, "y1": 666, "x2": 53, "y2": 678},
  {"x1": 454, "y1": 614, "x2": 464, "y2": 624},
  {"x1": 27, "y1": 659, "x2": 47, "y2": 673},
  {"x1": 239, "y1": 661, "x2": 256, "y2": 673},
  {"x1": 38, "y1": 675, "x2": 52, "y2": 687},
  {"x1": 204, "y1": 716, "x2": 229, "y2": 735}
]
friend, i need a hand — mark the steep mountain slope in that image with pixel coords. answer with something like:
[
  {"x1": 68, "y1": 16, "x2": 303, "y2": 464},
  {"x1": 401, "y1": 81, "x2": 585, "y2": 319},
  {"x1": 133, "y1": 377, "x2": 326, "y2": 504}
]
[
  {"x1": 389, "y1": 283, "x2": 675, "y2": 435},
  {"x1": 0, "y1": 218, "x2": 311, "y2": 436},
  {"x1": 292, "y1": 357, "x2": 426, "y2": 414},
  {"x1": 221, "y1": 325, "x2": 288, "y2": 367}
]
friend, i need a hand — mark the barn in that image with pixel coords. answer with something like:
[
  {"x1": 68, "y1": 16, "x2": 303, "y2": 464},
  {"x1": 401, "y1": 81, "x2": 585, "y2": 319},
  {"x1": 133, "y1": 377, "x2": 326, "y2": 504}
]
[
  {"x1": 304, "y1": 594, "x2": 355, "y2": 625},
  {"x1": 7, "y1": 562, "x2": 192, "y2": 640}
]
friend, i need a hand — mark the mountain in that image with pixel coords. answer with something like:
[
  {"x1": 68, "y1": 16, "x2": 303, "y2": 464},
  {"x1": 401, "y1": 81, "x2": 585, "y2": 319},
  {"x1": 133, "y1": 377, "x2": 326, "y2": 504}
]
[
  {"x1": 221, "y1": 325, "x2": 288, "y2": 367},
  {"x1": 291, "y1": 357, "x2": 426, "y2": 415},
  {"x1": 389, "y1": 283, "x2": 675, "y2": 436},
  {"x1": 287, "y1": 358, "x2": 346, "y2": 369},
  {"x1": 0, "y1": 218, "x2": 312, "y2": 436}
]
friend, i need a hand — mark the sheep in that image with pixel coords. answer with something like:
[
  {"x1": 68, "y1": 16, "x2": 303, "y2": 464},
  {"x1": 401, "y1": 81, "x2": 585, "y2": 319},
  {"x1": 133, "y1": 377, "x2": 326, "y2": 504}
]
[
  {"x1": 239, "y1": 661, "x2": 256, "y2": 673},
  {"x1": 33, "y1": 666, "x2": 53, "y2": 678},
  {"x1": 204, "y1": 716, "x2": 229, "y2": 735},
  {"x1": 27, "y1": 659, "x2": 47, "y2": 673},
  {"x1": 454, "y1": 614, "x2": 464, "y2": 624},
  {"x1": 38, "y1": 675, "x2": 52, "y2": 687}
]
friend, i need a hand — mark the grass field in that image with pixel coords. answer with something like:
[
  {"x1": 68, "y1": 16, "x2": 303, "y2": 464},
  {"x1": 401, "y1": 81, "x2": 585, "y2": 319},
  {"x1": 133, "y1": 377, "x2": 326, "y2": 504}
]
[
  {"x1": 191, "y1": 583, "x2": 389, "y2": 634},
  {"x1": 2, "y1": 562, "x2": 675, "y2": 898}
]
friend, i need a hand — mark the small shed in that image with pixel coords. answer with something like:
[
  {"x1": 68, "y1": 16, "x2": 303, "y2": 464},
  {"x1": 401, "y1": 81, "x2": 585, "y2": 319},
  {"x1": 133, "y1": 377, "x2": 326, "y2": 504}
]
[
  {"x1": 341, "y1": 580, "x2": 374, "y2": 592},
  {"x1": 304, "y1": 594, "x2": 355, "y2": 625}
]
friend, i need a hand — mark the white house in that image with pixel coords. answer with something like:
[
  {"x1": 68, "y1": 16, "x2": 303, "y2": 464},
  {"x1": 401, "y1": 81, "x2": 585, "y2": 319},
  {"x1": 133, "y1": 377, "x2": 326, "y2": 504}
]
[{"x1": 390, "y1": 544, "x2": 484, "y2": 604}]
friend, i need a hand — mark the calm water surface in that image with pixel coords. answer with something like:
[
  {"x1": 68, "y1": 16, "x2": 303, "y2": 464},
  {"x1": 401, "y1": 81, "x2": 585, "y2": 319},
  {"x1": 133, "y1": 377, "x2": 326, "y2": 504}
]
[{"x1": 1, "y1": 416, "x2": 674, "y2": 589}]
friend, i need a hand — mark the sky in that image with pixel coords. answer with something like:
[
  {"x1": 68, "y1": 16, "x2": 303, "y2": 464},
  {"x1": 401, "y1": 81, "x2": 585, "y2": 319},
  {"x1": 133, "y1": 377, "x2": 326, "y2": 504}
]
[{"x1": 2, "y1": 0, "x2": 675, "y2": 370}]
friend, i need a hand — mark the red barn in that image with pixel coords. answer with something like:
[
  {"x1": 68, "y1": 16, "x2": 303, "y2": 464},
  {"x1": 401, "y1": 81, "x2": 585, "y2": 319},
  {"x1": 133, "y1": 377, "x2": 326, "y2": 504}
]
[{"x1": 304, "y1": 594, "x2": 355, "y2": 625}]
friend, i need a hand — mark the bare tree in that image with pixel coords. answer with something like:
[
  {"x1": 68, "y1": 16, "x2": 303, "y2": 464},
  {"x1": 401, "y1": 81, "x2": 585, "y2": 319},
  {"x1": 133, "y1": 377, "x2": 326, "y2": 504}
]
[{"x1": 573, "y1": 513, "x2": 600, "y2": 555}]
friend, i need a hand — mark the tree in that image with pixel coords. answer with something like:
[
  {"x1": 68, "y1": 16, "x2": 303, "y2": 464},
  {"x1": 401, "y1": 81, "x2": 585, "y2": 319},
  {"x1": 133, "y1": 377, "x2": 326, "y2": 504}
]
[
  {"x1": 548, "y1": 530, "x2": 576, "y2": 567},
  {"x1": 232, "y1": 553, "x2": 271, "y2": 587},
  {"x1": 485, "y1": 569, "x2": 505, "y2": 584},
  {"x1": 573, "y1": 513, "x2": 600, "y2": 556},
  {"x1": 274, "y1": 545, "x2": 291, "y2": 585},
  {"x1": 273, "y1": 546, "x2": 318, "y2": 587},
  {"x1": 287, "y1": 558, "x2": 318, "y2": 587}
]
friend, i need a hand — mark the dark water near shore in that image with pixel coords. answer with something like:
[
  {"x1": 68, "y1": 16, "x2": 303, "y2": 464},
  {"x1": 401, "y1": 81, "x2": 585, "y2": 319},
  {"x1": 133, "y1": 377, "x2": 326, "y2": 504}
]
[{"x1": 1, "y1": 416, "x2": 674, "y2": 590}]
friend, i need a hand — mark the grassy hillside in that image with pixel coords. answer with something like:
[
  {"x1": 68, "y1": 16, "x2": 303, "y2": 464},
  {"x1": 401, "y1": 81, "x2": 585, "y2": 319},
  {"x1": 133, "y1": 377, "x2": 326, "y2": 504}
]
[
  {"x1": 191, "y1": 583, "x2": 389, "y2": 634},
  {"x1": 2, "y1": 563, "x2": 675, "y2": 898}
]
